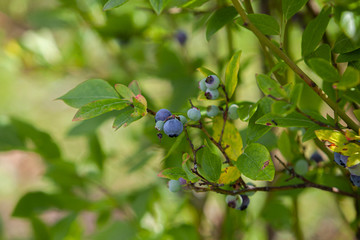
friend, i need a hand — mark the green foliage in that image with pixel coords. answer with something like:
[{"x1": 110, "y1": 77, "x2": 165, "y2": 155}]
[
  {"x1": 282, "y1": 0, "x2": 309, "y2": 20},
  {"x1": 225, "y1": 50, "x2": 242, "y2": 98},
  {"x1": 206, "y1": 7, "x2": 238, "y2": 41},
  {"x1": 197, "y1": 148, "x2": 222, "y2": 182}
]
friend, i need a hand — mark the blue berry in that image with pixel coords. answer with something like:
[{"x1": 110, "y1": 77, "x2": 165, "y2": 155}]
[
  {"x1": 334, "y1": 152, "x2": 347, "y2": 167},
  {"x1": 226, "y1": 195, "x2": 242, "y2": 209},
  {"x1": 178, "y1": 177, "x2": 187, "y2": 185},
  {"x1": 168, "y1": 179, "x2": 182, "y2": 192},
  {"x1": 155, "y1": 120, "x2": 164, "y2": 131},
  {"x1": 349, "y1": 164, "x2": 360, "y2": 176},
  {"x1": 179, "y1": 115, "x2": 187, "y2": 125},
  {"x1": 294, "y1": 159, "x2": 309, "y2": 175},
  {"x1": 205, "y1": 75, "x2": 220, "y2": 89},
  {"x1": 206, "y1": 105, "x2": 219, "y2": 117},
  {"x1": 155, "y1": 109, "x2": 172, "y2": 122},
  {"x1": 228, "y1": 104, "x2": 239, "y2": 120},
  {"x1": 205, "y1": 88, "x2": 219, "y2": 100},
  {"x1": 199, "y1": 78, "x2": 207, "y2": 92},
  {"x1": 175, "y1": 30, "x2": 187, "y2": 45},
  {"x1": 187, "y1": 107, "x2": 201, "y2": 121},
  {"x1": 350, "y1": 174, "x2": 360, "y2": 187},
  {"x1": 163, "y1": 118, "x2": 183, "y2": 137},
  {"x1": 310, "y1": 151, "x2": 323, "y2": 163},
  {"x1": 238, "y1": 195, "x2": 250, "y2": 210}
]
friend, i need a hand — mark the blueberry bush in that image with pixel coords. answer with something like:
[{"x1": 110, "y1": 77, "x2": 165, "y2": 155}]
[{"x1": 1, "y1": 0, "x2": 360, "y2": 239}]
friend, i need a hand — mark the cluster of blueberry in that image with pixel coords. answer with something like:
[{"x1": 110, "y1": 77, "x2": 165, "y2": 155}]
[
  {"x1": 155, "y1": 109, "x2": 186, "y2": 138},
  {"x1": 199, "y1": 75, "x2": 220, "y2": 100},
  {"x1": 334, "y1": 152, "x2": 360, "y2": 187}
]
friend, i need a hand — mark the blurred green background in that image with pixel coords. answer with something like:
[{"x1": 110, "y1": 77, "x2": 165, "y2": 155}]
[{"x1": 0, "y1": 0, "x2": 358, "y2": 239}]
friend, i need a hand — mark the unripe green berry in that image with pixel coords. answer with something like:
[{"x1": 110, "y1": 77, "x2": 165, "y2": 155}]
[
  {"x1": 206, "y1": 105, "x2": 219, "y2": 117},
  {"x1": 199, "y1": 78, "x2": 207, "y2": 92},
  {"x1": 294, "y1": 159, "x2": 309, "y2": 175},
  {"x1": 168, "y1": 179, "x2": 182, "y2": 192},
  {"x1": 179, "y1": 115, "x2": 187, "y2": 125},
  {"x1": 155, "y1": 120, "x2": 164, "y2": 131},
  {"x1": 205, "y1": 88, "x2": 219, "y2": 100},
  {"x1": 244, "y1": 182, "x2": 256, "y2": 196},
  {"x1": 205, "y1": 75, "x2": 220, "y2": 90},
  {"x1": 187, "y1": 107, "x2": 201, "y2": 121},
  {"x1": 225, "y1": 195, "x2": 242, "y2": 209},
  {"x1": 228, "y1": 104, "x2": 239, "y2": 120}
]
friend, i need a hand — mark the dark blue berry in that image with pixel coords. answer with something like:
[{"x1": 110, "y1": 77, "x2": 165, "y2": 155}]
[
  {"x1": 310, "y1": 151, "x2": 323, "y2": 163},
  {"x1": 163, "y1": 118, "x2": 183, "y2": 137},
  {"x1": 238, "y1": 195, "x2": 250, "y2": 210},
  {"x1": 334, "y1": 152, "x2": 346, "y2": 167},
  {"x1": 175, "y1": 30, "x2": 187, "y2": 45},
  {"x1": 155, "y1": 109, "x2": 172, "y2": 122},
  {"x1": 350, "y1": 174, "x2": 360, "y2": 187}
]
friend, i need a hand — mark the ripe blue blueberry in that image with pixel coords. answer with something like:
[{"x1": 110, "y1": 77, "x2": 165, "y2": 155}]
[
  {"x1": 238, "y1": 195, "x2": 250, "y2": 210},
  {"x1": 164, "y1": 118, "x2": 183, "y2": 137},
  {"x1": 349, "y1": 164, "x2": 360, "y2": 176},
  {"x1": 199, "y1": 78, "x2": 207, "y2": 92},
  {"x1": 205, "y1": 75, "x2": 220, "y2": 89},
  {"x1": 206, "y1": 105, "x2": 219, "y2": 117},
  {"x1": 168, "y1": 179, "x2": 182, "y2": 192},
  {"x1": 205, "y1": 88, "x2": 219, "y2": 100},
  {"x1": 226, "y1": 195, "x2": 242, "y2": 209},
  {"x1": 350, "y1": 174, "x2": 360, "y2": 187},
  {"x1": 294, "y1": 159, "x2": 309, "y2": 175},
  {"x1": 175, "y1": 30, "x2": 187, "y2": 45},
  {"x1": 155, "y1": 120, "x2": 164, "y2": 131},
  {"x1": 179, "y1": 115, "x2": 187, "y2": 125},
  {"x1": 310, "y1": 151, "x2": 323, "y2": 163},
  {"x1": 187, "y1": 107, "x2": 201, "y2": 121},
  {"x1": 155, "y1": 109, "x2": 172, "y2": 122},
  {"x1": 178, "y1": 177, "x2": 187, "y2": 185},
  {"x1": 228, "y1": 104, "x2": 239, "y2": 120},
  {"x1": 334, "y1": 152, "x2": 347, "y2": 167}
]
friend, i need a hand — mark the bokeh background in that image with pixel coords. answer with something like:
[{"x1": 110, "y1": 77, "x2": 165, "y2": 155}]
[{"x1": 0, "y1": 0, "x2": 358, "y2": 239}]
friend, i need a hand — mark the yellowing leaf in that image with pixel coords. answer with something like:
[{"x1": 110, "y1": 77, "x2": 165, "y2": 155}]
[
  {"x1": 212, "y1": 116, "x2": 243, "y2": 161},
  {"x1": 219, "y1": 166, "x2": 241, "y2": 184},
  {"x1": 315, "y1": 130, "x2": 348, "y2": 148}
]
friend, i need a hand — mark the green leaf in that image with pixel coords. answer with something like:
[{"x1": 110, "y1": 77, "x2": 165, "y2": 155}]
[
  {"x1": 131, "y1": 94, "x2": 147, "y2": 117},
  {"x1": 290, "y1": 83, "x2": 303, "y2": 105},
  {"x1": 182, "y1": 153, "x2": 200, "y2": 182},
  {"x1": 237, "y1": 101, "x2": 257, "y2": 122},
  {"x1": 246, "y1": 97, "x2": 273, "y2": 144},
  {"x1": 277, "y1": 131, "x2": 295, "y2": 161},
  {"x1": 114, "y1": 84, "x2": 135, "y2": 101},
  {"x1": 256, "y1": 112, "x2": 317, "y2": 127},
  {"x1": 308, "y1": 58, "x2": 340, "y2": 82},
  {"x1": 31, "y1": 217, "x2": 51, "y2": 240},
  {"x1": 271, "y1": 101, "x2": 295, "y2": 117},
  {"x1": 149, "y1": 0, "x2": 169, "y2": 15},
  {"x1": 73, "y1": 99, "x2": 129, "y2": 121},
  {"x1": 333, "y1": 33, "x2": 360, "y2": 54},
  {"x1": 103, "y1": 0, "x2": 129, "y2": 11},
  {"x1": 93, "y1": 221, "x2": 136, "y2": 240},
  {"x1": 212, "y1": 116, "x2": 243, "y2": 161},
  {"x1": 158, "y1": 167, "x2": 188, "y2": 180},
  {"x1": 348, "y1": 153, "x2": 360, "y2": 167},
  {"x1": 302, "y1": 125, "x2": 327, "y2": 142},
  {"x1": 218, "y1": 166, "x2": 241, "y2": 184},
  {"x1": 302, "y1": 6, "x2": 331, "y2": 57},
  {"x1": 58, "y1": 79, "x2": 120, "y2": 108},
  {"x1": 12, "y1": 192, "x2": 59, "y2": 217},
  {"x1": 282, "y1": 0, "x2": 309, "y2": 20},
  {"x1": 128, "y1": 80, "x2": 141, "y2": 95},
  {"x1": 113, "y1": 106, "x2": 139, "y2": 130},
  {"x1": 197, "y1": 67, "x2": 217, "y2": 77},
  {"x1": 256, "y1": 74, "x2": 287, "y2": 98},
  {"x1": 339, "y1": 10, "x2": 360, "y2": 42},
  {"x1": 206, "y1": 6, "x2": 238, "y2": 41},
  {"x1": 248, "y1": 14, "x2": 280, "y2": 35},
  {"x1": 337, "y1": 48, "x2": 360, "y2": 63},
  {"x1": 88, "y1": 133, "x2": 105, "y2": 170},
  {"x1": 354, "y1": 109, "x2": 360, "y2": 122},
  {"x1": 225, "y1": 50, "x2": 241, "y2": 99},
  {"x1": 304, "y1": 44, "x2": 331, "y2": 64},
  {"x1": 197, "y1": 148, "x2": 222, "y2": 182},
  {"x1": 236, "y1": 143, "x2": 275, "y2": 181},
  {"x1": 11, "y1": 118, "x2": 61, "y2": 160},
  {"x1": 334, "y1": 66, "x2": 360, "y2": 90}
]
